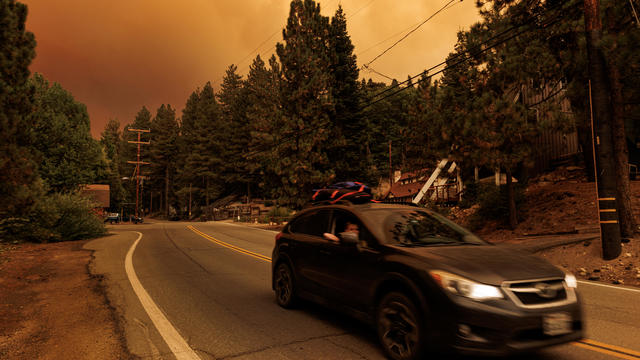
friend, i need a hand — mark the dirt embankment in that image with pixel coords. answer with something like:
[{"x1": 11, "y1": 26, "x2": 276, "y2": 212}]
[
  {"x1": 0, "y1": 241, "x2": 133, "y2": 360},
  {"x1": 449, "y1": 167, "x2": 640, "y2": 287}
]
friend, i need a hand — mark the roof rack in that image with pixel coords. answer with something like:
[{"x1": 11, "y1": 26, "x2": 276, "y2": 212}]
[
  {"x1": 305, "y1": 200, "x2": 354, "y2": 208},
  {"x1": 374, "y1": 200, "x2": 421, "y2": 207}
]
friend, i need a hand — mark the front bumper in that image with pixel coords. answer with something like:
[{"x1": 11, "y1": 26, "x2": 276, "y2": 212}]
[{"x1": 447, "y1": 293, "x2": 583, "y2": 356}]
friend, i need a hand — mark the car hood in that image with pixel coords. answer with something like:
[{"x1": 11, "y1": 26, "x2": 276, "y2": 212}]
[{"x1": 396, "y1": 244, "x2": 565, "y2": 286}]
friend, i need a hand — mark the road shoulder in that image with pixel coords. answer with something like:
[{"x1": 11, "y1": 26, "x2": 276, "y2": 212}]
[{"x1": 0, "y1": 239, "x2": 133, "y2": 359}]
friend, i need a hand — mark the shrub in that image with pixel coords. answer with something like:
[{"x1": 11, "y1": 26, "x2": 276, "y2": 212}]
[
  {"x1": 0, "y1": 192, "x2": 107, "y2": 243},
  {"x1": 465, "y1": 183, "x2": 526, "y2": 230},
  {"x1": 34, "y1": 192, "x2": 107, "y2": 242},
  {"x1": 267, "y1": 206, "x2": 292, "y2": 224}
]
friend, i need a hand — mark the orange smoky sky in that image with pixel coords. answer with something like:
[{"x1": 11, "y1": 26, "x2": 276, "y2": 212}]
[{"x1": 22, "y1": 0, "x2": 481, "y2": 138}]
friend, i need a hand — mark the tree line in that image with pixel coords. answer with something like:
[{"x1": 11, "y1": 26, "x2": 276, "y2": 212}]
[{"x1": 2, "y1": 0, "x2": 637, "y2": 245}]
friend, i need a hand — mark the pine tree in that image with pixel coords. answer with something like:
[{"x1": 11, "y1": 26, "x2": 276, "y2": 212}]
[
  {"x1": 327, "y1": 5, "x2": 366, "y2": 182},
  {"x1": 275, "y1": 0, "x2": 334, "y2": 207},
  {"x1": 0, "y1": 0, "x2": 41, "y2": 241},
  {"x1": 150, "y1": 104, "x2": 179, "y2": 218},
  {"x1": 245, "y1": 55, "x2": 283, "y2": 199},
  {"x1": 100, "y1": 119, "x2": 126, "y2": 211},
  {"x1": 30, "y1": 73, "x2": 108, "y2": 192},
  {"x1": 217, "y1": 65, "x2": 250, "y2": 197},
  {"x1": 178, "y1": 82, "x2": 224, "y2": 216}
]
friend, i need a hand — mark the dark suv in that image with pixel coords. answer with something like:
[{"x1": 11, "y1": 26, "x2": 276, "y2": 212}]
[{"x1": 271, "y1": 202, "x2": 582, "y2": 360}]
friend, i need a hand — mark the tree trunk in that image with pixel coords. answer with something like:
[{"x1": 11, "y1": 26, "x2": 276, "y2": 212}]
[
  {"x1": 609, "y1": 63, "x2": 636, "y2": 238},
  {"x1": 506, "y1": 167, "x2": 517, "y2": 230},
  {"x1": 165, "y1": 166, "x2": 170, "y2": 219},
  {"x1": 206, "y1": 176, "x2": 210, "y2": 210}
]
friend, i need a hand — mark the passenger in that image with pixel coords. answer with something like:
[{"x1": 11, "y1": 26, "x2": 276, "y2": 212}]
[
  {"x1": 324, "y1": 221, "x2": 359, "y2": 243},
  {"x1": 343, "y1": 221, "x2": 359, "y2": 235}
]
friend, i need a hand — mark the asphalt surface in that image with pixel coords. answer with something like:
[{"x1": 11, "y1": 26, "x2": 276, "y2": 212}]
[{"x1": 86, "y1": 222, "x2": 640, "y2": 360}]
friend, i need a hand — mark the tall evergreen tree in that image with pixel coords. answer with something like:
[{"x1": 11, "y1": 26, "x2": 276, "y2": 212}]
[
  {"x1": 0, "y1": 0, "x2": 40, "y2": 241},
  {"x1": 178, "y1": 82, "x2": 224, "y2": 215},
  {"x1": 150, "y1": 104, "x2": 179, "y2": 218},
  {"x1": 245, "y1": 55, "x2": 283, "y2": 199},
  {"x1": 275, "y1": 0, "x2": 334, "y2": 207},
  {"x1": 217, "y1": 65, "x2": 250, "y2": 197},
  {"x1": 30, "y1": 73, "x2": 108, "y2": 192},
  {"x1": 100, "y1": 118, "x2": 126, "y2": 211},
  {"x1": 327, "y1": 6, "x2": 366, "y2": 181}
]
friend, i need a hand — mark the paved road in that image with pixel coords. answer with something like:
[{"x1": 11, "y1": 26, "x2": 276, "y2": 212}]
[{"x1": 86, "y1": 222, "x2": 640, "y2": 360}]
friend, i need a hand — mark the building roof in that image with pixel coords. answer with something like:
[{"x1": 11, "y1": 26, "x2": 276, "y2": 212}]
[
  {"x1": 388, "y1": 180, "x2": 427, "y2": 199},
  {"x1": 397, "y1": 169, "x2": 429, "y2": 182},
  {"x1": 80, "y1": 184, "x2": 110, "y2": 208}
]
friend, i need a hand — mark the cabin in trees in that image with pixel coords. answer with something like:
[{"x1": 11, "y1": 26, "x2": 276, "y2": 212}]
[
  {"x1": 80, "y1": 184, "x2": 110, "y2": 215},
  {"x1": 386, "y1": 163, "x2": 461, "y2": 205}
]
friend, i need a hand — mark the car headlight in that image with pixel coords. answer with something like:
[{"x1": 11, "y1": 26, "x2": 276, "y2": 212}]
[
  {"x1": 564, "y1": 273, "x2": 577, "y2": 288},
  {"x1": 429, "y1": 270, "x2": 503, "y2": 301}
]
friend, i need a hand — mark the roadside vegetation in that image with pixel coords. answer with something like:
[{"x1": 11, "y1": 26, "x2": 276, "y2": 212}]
[
  {"x1": 1, "y1": 1, "x2": 107, "y2": 243},
  {"x1": 2, "y1": 0, "x2": 638, "y2": 248}
]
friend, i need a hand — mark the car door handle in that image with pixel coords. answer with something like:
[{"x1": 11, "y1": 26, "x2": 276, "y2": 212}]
[{"x1": 320, "y1": 250, "x2": 331, "y2": 255}]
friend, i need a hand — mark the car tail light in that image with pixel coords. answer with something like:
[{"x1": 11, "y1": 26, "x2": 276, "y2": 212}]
[{"x1": 275, "y1": 232, "x2": 283, "y2": 241}]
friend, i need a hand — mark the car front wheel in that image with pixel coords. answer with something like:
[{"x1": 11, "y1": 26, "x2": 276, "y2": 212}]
[
  {"x1": 376, "y1": 292, "x2": 425, "y2": 360},
  {"x1": 274, "y1": 262, "x2": 297, "y2": 308}
]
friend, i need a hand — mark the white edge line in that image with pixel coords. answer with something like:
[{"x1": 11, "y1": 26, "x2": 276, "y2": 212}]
[
  {"x1": 577, "y1": 280, "x2": 640, "y2": 293},
  {"x1": 125, "y1": 231, "x2": 201, "y2": 360}
]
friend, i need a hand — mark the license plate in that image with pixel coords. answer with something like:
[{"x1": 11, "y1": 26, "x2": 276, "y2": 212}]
[{"x1": 543, "y1": 312, "x2": 572, "y2": 336}]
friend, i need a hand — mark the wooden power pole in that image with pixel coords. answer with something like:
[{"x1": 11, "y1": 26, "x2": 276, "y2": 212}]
[
  {"x1": 127, "y1": 128, "x2": 151, "y2": 220},
  {"x1": 584, "y1": 0, "x2": 621, "y2": 259}
]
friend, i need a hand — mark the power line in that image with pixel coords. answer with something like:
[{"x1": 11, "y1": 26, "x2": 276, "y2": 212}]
[
  {"x1": 364, "y1": 0, "x2": 575, "y2": 105},
  {"x1": 238, "y1": 0, "x2": 379, "y2": 75},
  {"x1": 361, "y1": 1, "x2": 580, "y2": 110},
  {"x1": 366, "y1": 67, "x2": 394, "y2": 81},
  {"x1": 361, "y1": 0, "x2": 461, "y2": 70},
  {"x1": 357, "y1": 0, "x2": 461, "y2": 58},
  {"x1": 235, "y1": 30, "x2": 280, "y2": 68},
  {"x1": 350, "y1": 0, "x2": 377, "y2": 18}
]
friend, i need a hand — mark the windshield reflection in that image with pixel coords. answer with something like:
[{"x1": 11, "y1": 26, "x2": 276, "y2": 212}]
[{"x1": 386, "y1": 210, "x2": 485, "y2": 247}]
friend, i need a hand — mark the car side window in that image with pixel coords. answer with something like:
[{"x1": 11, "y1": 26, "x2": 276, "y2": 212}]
[
  {"x1": 289, "y1": 210, "x2": 331, "y2": 237},
  {"x1": 331, "y1": 210, "x2": 374, "y2": 248}
]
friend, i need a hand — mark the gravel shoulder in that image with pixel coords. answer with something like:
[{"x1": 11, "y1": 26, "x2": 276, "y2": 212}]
[{"x1": 0, "y1": 239, "x2": 134, "y2": 360}]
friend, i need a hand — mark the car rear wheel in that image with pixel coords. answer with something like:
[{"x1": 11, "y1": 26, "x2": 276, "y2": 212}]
[
  {"x1": 274, "y1": 262, "x2": 297, "y2": 308},
  {"x1": 376, "y1": 292, "x2": 425, "y2": 360}
]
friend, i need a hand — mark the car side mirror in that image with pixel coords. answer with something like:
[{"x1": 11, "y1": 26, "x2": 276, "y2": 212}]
[{"x1": 339, "y1": 231, "x2": 359, "y2": 246}]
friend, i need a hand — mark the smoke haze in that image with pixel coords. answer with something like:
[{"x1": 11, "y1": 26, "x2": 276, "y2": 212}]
[{"x1": 22, "y1": 0, "x2": 480, "y2": 137}]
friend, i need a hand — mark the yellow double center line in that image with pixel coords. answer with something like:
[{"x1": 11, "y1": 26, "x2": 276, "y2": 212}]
[
  {"x1": 187, "y1": 225, "x2": 272, "y2": 263},
  {"x1": 573, "y1": 339, "x2": 640, "y2": 360},
  {"x1": 188, "y1": 225, "x2": 640, "y2": 359}
]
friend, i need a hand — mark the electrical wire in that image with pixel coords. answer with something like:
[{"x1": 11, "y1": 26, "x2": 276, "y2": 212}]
[
  {"x1": 350, "y1": 0, "x2": 377, "y2": 18},
  {"x1": 361, "y1": 0, "x2": 461, "y2": 69},
  {"x1": 363, "y1": 0, "x2": 575, "y2": 105},
  {"x1": 367, "y1": 67, "x2": 394, "y2": 81}
]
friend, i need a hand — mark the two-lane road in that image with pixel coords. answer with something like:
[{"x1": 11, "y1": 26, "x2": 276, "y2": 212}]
[{"x1": 86, "y1": 222, "x2": 640, "y2": 359}]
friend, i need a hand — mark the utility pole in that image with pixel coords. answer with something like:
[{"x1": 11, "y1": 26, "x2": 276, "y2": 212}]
[
  {"x1": 584, "y1": 0, "x2": 621, "y2": 259},
  {"x1": 127, "y1": 128, "x2": 151, "y2": 220}
]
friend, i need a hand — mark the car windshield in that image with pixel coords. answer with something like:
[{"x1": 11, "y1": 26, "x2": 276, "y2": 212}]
[{"x1": 370, "y1": 209, "x2": 486, "y2": 246}]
